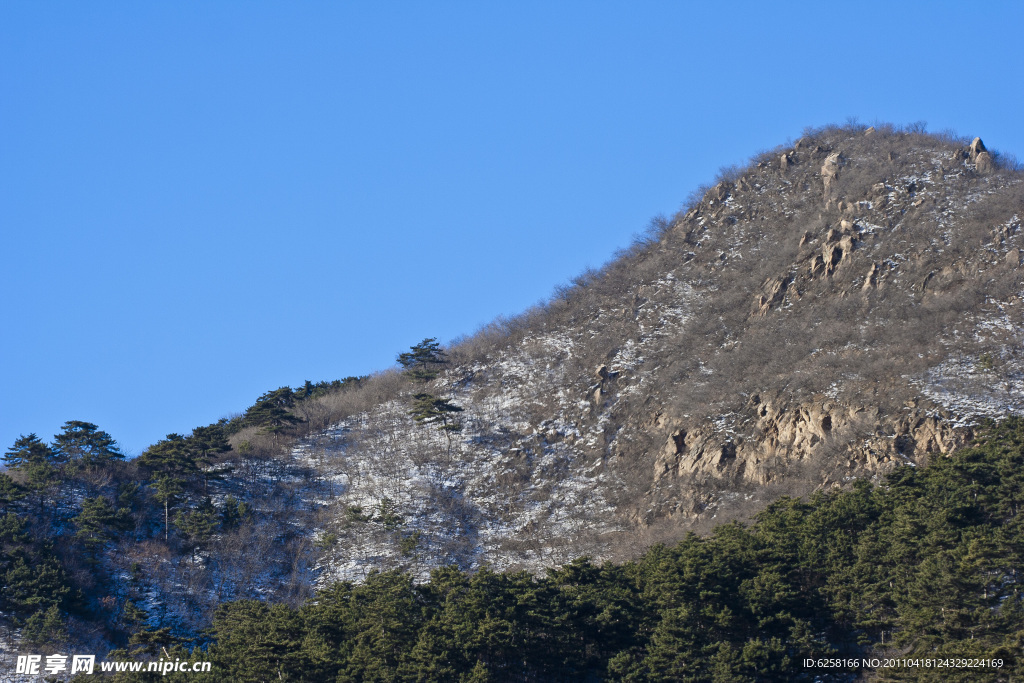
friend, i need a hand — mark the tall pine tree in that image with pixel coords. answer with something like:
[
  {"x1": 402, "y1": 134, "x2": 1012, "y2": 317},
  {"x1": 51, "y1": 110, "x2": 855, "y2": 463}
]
[
  {"x1": 53, "y1": 420, "x2": 123, "y2": 468},
  {"x1": 398, "y1": 338, "x2": 448, "y2": 383}
]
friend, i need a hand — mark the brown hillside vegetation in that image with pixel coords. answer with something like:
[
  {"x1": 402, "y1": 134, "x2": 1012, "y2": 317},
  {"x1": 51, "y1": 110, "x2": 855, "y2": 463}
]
[{"x1": 275, "y1": 123, "x2": 1024, "y2": 580}]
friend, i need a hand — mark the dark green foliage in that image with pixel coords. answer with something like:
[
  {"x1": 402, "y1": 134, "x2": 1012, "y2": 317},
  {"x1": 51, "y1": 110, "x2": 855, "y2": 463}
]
[
  {"x1": 241, "y1": 387, "x2": 303, "y2": 439},
  {"x1": 2, "y1": 551, "x2": 73, "y2": 618},
  {"x1": 5, "y1": 435, "x2": 62, "y2": 513},
  {"x1": 174, "y1": 498, "x2": 218, "y2": 553},
  {"x1": 119, "y1": 599, "x2": 150, "y2": 634},
  {"x1": 345, "y1": 505, "x2": 371, "y2": 524},
  {"x1": 410, "y1": 392, "x2": 464, "y2": 454},
  {"x1": 398, "y1": 338, "x2": 448, "y2": 383},
  {"x1": 219, "y1": 494, "x2": 252, "y2": 531},
  {"x1": 205, "y1": 601, "x2": 305, "y2": 682},
  {"x1": 151, "y1": 475, "x2": 183, "y2": 541},
  {"x1": 3, "y1": 433, "x2": 56, "y2": 469},
  {"x1": 188, "y1": 424, "x2": 230, "y2": 465},
  {"x1": 74, "y1": 495, "x2": 127, "y2": 564},
  {"x1": 294, "y1": 376, "x2": 366, "y2": 401},
  {"x1": 21, "y1": 604, "x2": 68, "y2": 646},
  {"x1": 376, "y1": 496, "x2": 403, "y2": 530},
  {"x1": 137, "y1": 433, "x2": 197, "y2": 479},
  {"x1": 138, "y1": 434, "x2": 199, "y2": 541},
  {"x1": 409, "y1": 393, "x2": 464, "y2": 430},
  {"x1": 0, "y1": 472, "x2": 25, "y2": 513},
  {"x1": 6, "y1": 414, "x2": 1024, "y2": 680},
  {"x1": 53, "y1": 420, "x2": 123, "y2": 467},
  {"x1": 168, "y1": 419, "x2": 1024, "y2": 682}
]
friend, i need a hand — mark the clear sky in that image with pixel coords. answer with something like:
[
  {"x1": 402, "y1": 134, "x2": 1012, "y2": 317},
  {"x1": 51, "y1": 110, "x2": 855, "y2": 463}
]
[{"x1": 3, "y1": 2, "x2": 1023, "y2": 455}]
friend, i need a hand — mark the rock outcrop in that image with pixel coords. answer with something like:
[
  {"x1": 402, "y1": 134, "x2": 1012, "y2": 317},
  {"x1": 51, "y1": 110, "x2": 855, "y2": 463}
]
[
  {"x1": 821, "y1": 151, "x2": 843, "y2": 200},
  {"x1": 653, "y1": 396, "x2": 970, "y2": 492}
]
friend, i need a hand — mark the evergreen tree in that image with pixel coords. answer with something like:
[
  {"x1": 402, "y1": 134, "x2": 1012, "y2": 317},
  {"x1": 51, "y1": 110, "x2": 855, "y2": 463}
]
[
  {"x1": 175, "y1": 497, "x2": 218, "y2": 560},
  {"x1": 3, "y1": 433, "x2": 55, "y2": 469},
  {"x1": 139, "y1": 433, "x2": 199, "y2": 541},
  {"x1": 3, "y1": 436, "x2": 61, "y2": 514},
  {"x1": 2, "y1": 552, "x2": 72, "y2": 618},
  {"x1": 52, "y1": 420, "x2": 123, "y2": 468},
  {"x1": 398, "y1": 338, "x2": 448, "y2": 383},
  {"x1": 74, "y1": 496, "x2": 121, "y2": 565},
  {"x1": 410, "y1": 393, "x2": 464, "y2": 454},
  {"x1": 27, "y1": 462, "x2": 60, "y2": 516},
  {"x1": 220, "y1": 495, "x2": 252, "y2": 531},
  {"x1": 152, "y1": 474, "x2": 184, "y2": 542},
  {"x1": 188, "y1": 424, "x2": 231, "y2": 464},
  {"x1": 0, "y1": 473, "x2": 25, "y2": 514},
  {"x1": 118, "y1": 599, "x2": 150, "y2": 635},
  {"x1": 206, "y1": 601, "x2": 305, "y2": 682},
  {"x1": 138, "y1": 433, "x2": 196, "y2": 477},
  {"x1": 188, "y1": 424, "x2": 232, "y2": 492},
  {"x1": 21, "y1": 604, "x2": 68, "y2": 646},
  {"x1": 242, "y1": 387, "x2": 302, "y2": 442}
]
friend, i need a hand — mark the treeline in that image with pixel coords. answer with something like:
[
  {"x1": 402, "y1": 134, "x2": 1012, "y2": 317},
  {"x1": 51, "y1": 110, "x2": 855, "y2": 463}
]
[
  {"x1": 0, "y1": 376, "x2": 366, "y2": 651},
  {"x1": 98, "y1": 418, "x2": 1024, "y2": 682}
]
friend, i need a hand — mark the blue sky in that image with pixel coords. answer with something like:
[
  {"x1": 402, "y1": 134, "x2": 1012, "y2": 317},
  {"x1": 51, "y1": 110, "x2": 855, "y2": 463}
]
[{"x1": 3, "y1": 2, "x2": 1023, "y2": 455}]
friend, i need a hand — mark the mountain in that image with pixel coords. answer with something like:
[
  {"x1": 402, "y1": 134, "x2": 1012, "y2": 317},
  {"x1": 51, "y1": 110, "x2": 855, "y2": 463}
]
[
  {"x1": 288, "y1": 123, "x2": 1024, "y2": 580},
  {"x1": 2, "y1": 123, "x2": 1023, "y2": 676}
]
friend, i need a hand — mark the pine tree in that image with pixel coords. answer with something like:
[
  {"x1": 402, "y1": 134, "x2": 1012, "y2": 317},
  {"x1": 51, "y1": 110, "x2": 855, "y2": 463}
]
[
  {"x1": 175, "y1": 497, "x2": 218, "y2": 560},
  {"x1": 139, "y1": 434, "x2": 199, "y2": 541},
  {"x1": 138, "y1": 433, "x2": 198, "y2": 479},
  {"x1": 397, "y1": 338, "x2": 448, "y2": 383},
  {"x1": 243, "y1": 387, "x2": 303, "y2": 442},
  {"x1": 0, "y1": 473, "x2": 26, "y2": 514},
  {"x1": 3, "y1": 435, "x2": 61, "y2": 514},
  {"x1": 2, "y1": 552, "x2": 72, "y2": 618},
  {"x1": 188, "y1": 424, "x2": 232, "y2": 492},
  {"x1": 220, "y1": 495, "x2": 252, "y2": 531},
  {"x1": 21, "y1": 604, "x2": 68, "y2": 646},
  {"x1": 119, "y1": 599, "x2": 149, "y2": 633},
  {"x1": 409, "y1": 393, "x2": 464, "y2": 455},
  {"x1": 52, "y1": 420, "x2": 123, "y2": 468},
  {"x1": 74, "y1": 495, "x2": 132, "y2": 568},
  {"x1": 3, "y1": 433, "x2": 55, "y2": 469},
  {"x1": 152, "y1": 475, "x2": 183, "y2": 542}
]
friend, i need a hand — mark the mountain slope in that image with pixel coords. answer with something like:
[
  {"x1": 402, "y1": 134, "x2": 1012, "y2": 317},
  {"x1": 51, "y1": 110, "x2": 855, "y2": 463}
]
[{"x1": 287, "y1": 124, "x2": 1024, "y2": 581}]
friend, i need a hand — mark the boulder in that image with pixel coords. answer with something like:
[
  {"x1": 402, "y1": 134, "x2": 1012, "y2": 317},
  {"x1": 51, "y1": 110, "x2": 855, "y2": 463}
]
[
  {"x1": 862, "y1": 263, "x2": 879, "y2": 291},
  {"x1": 756, "y1": 276, "x2": 789, "y2": 315},
  {"x1": 970, "y1": 137, "x2": 987, "y2": 161},
  {"x1": 821, "y1": 152, "x2": 843, "y2": 178},
  {"x1": 711, "y1": 181, "x2": 732, "y2": 202},
  {"x1": 975, "y1": 151, "x2": 994, "y2": 174}
]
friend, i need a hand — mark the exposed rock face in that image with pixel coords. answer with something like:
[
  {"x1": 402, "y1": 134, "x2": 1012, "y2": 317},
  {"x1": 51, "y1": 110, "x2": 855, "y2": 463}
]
[
  {"x1": 653, "y1": 397, "x2": 970, "y2": 488},
  {"x1": 967, "y1": 137, "x2": 995, "y2": 173},
  {"x1": 862, "y1": 263, "x2": 879, "y2": 290},
  {"x1": 976, "y1": 151, "x2": 994, "y2": 173},
  {"x1": 821, "y1": 151, "x2": 843, "y2": 200},
  {"x1": 755, "y1": 276, "x2": 789, "y2": 315},
  {"x1": 711, "y1": 181, "x2": 732, "y2": 202},
  {"x1": 970, "y1": 136, "x2": 987, "y2": 159}
]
